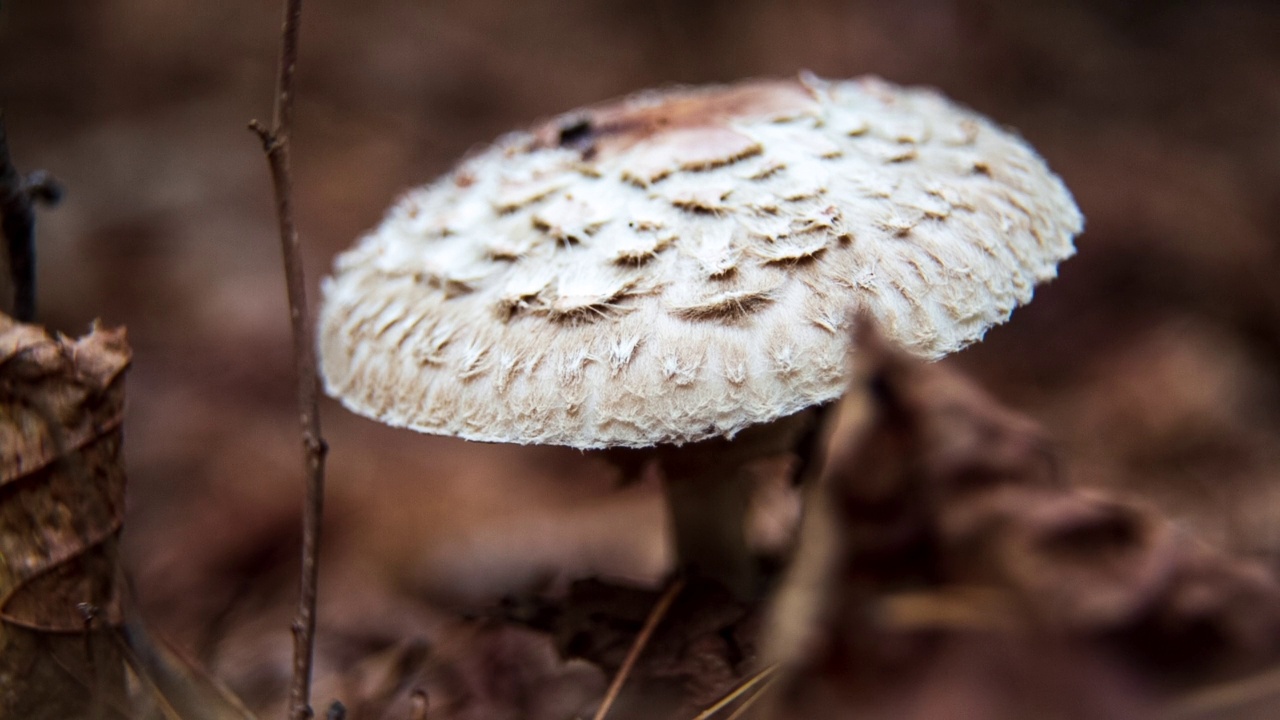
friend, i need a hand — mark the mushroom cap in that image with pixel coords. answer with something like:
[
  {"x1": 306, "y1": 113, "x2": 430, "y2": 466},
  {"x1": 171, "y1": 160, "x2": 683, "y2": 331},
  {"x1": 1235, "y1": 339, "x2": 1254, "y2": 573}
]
[{"x1": 319, "y1": 74, "x2": 1082, "y2": 449}]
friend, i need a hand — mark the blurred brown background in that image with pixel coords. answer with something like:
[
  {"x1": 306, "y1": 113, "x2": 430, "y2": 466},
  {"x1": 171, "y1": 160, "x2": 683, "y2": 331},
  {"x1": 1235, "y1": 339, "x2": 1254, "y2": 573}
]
[{"x1": 3, "y1": 0, "x2": 1280, "y2": 707}]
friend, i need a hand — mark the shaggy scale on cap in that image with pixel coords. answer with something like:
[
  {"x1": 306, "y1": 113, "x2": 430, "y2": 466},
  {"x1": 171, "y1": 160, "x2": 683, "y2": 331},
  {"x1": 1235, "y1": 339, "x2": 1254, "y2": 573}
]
[{"x1": 319, "y1": 74, "x2": 1082, "y2": 449}]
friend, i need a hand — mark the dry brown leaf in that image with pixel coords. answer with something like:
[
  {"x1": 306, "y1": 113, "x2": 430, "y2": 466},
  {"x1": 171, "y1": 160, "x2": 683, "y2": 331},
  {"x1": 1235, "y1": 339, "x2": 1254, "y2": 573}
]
[
  {"x1": 763, "y1": 324, "x2": 1280, "y2": 720},
  {"x1": 0, "y1": 313, "x2": 130, "y2": 718}
]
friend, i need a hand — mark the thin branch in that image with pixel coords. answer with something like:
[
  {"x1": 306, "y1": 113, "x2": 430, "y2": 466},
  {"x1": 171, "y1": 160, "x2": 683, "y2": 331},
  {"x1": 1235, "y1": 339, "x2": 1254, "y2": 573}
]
[
  {"x1": 0, "y1": 111, "x2": 62, "y2": 323},
  {"x1": 0, "y1": 114, "x2": 33, "y2": 321},
  {"x1": 249, "y1": 2, "x2": 330, "y2": 720},
  {"x1": 591, "y1": 578, "x2": 686, "y2": 720}
]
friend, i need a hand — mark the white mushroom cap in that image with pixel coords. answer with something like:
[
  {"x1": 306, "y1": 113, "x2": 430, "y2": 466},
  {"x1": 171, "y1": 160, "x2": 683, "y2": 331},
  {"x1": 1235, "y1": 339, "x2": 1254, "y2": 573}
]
[{"x1": 319, "y1": 74, "x2": 1082, "y2": 449}]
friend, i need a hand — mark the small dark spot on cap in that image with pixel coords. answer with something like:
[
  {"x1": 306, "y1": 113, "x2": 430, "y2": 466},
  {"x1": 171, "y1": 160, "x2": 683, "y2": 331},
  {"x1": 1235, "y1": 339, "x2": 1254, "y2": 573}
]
[{"x1": 558, "y1": 117, "x2": 595, "y2": 149}]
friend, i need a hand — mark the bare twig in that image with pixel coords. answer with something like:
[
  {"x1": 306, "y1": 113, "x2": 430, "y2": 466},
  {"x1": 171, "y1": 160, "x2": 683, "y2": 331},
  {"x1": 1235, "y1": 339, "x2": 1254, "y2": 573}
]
[
  {"x1": 591, "y1": 578, "x2": 686, "y2": 720},
  {"x1": 0, "y1": 111, "x2": 62, "y2": 322},
  {"x1": 0, "y1": 114, "x2": 34, "y2": 321},
  {"x1": 248, "y1": 2, "x2": 330, "y2": 720}
]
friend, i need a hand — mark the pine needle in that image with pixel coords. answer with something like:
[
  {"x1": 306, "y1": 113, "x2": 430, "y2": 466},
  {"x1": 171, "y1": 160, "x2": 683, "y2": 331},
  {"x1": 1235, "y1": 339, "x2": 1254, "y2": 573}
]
[
  {"x1": 719, "y1": 673, "x2": 778, "y2": 720},
  {"x1": 591, "y1": 577, "x2": 686, "y2": 720},
  {"x1": 690, "y1": 664, "x2": 779, "y2": 720}
]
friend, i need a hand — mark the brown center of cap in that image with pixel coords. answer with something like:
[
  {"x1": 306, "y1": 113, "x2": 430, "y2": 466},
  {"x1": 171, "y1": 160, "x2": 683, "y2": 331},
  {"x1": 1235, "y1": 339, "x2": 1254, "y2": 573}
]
[{"x1": 531, "y1": 79, "x2": 820, "y2": 161}]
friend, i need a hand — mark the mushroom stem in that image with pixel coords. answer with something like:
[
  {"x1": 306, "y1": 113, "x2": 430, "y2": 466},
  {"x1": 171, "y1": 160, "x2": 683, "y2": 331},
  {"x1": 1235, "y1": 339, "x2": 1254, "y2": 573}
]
[
  {"x1": 657, "y1": 408, "x2": 820, "y2": 598},
  {"x1": 661, "y1": 450, "x2": 759, "y2": 598}
]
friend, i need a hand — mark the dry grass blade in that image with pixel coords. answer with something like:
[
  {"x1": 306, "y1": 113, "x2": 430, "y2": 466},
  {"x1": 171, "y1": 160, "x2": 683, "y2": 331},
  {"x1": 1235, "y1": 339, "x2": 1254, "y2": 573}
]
[
  {"x1": 116, "y1": 635, "x2": 193, "y2": 720},
  {"x1": 591, "y1": 577, "x2": 686, "y2": 720},
  {"x1": 115, "y1": 623, "x2": 258, "y2": 720},
  {"x1": 720, "y1": 674, "x2": 778, "y2": 720},
  {"x1": 689, "y1": 665, "x2": 779, "y2": 720}
]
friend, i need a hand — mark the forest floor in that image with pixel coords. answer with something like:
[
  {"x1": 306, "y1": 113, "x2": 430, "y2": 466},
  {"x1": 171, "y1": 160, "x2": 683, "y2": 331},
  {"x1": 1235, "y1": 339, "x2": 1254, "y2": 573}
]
[{"x1": 4, "y1": 1, "x2": 1280, "y2": 717}]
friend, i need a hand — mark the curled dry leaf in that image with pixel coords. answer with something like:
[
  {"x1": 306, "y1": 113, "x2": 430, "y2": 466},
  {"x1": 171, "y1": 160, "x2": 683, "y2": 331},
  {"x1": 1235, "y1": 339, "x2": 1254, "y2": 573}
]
[
  {"x1": 763, "y1": 324, "x2": 1280, "y2": 720},
  {"x1": 0, "y1": 313, "x2": 131, "y2": 718}
]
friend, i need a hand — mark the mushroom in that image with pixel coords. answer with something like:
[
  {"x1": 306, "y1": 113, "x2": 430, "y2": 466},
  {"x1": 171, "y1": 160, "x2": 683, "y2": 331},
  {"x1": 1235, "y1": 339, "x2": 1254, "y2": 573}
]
[{"x1": 318, "y1": 73, "x2": 1082, "y2": 597}]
